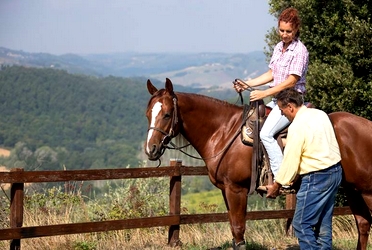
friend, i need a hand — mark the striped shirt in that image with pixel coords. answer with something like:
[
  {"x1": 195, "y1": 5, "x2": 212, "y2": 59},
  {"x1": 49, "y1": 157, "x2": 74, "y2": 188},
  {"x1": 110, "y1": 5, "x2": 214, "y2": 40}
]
[{"x1": 269, "y1": 39, "x2": 309, "y2": 94}]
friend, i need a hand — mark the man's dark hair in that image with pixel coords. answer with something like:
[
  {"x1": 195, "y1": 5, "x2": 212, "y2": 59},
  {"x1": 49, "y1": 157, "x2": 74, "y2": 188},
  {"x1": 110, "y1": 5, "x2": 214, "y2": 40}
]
[{"x1": 275, "y1": 88, "x2": 304, "y2": 107}]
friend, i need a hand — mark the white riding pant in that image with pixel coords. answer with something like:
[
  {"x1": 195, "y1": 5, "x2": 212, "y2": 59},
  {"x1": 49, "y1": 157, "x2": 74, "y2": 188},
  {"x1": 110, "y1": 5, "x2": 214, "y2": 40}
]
[{"x1": 260, "y1": 100, "x2": 290, "y2": 178}]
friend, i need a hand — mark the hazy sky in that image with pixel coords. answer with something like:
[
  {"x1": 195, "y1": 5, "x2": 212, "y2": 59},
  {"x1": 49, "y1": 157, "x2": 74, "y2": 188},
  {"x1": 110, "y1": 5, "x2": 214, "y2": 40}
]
[{"x1": 1, "y1": 0, "x2": 276, "y2": 55}]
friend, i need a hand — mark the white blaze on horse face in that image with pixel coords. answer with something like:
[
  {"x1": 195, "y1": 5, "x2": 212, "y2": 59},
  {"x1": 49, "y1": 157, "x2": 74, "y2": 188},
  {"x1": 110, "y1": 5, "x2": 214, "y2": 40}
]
[{"x1": 146, "y1": 101, "x2": 163, "y2": 154}]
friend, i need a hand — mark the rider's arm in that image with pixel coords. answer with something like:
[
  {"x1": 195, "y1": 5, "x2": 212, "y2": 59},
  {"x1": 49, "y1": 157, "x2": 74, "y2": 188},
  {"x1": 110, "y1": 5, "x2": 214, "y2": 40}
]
[
  {"x1": 262, "y1": 74, "x2": 300, "y2": 97},
  {"x1": 237, "y1": 69, "x2": 273, "y2": 90}
]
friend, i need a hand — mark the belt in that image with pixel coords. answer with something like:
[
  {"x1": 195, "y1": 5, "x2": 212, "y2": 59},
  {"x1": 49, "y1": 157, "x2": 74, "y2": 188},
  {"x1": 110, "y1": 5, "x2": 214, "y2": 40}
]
[
  {"x1": 320, "y1": 162, "x2": 341, "y2": 172},
  {"x1": 301, "y1": 162, "x2": 341, "y2": 176}
]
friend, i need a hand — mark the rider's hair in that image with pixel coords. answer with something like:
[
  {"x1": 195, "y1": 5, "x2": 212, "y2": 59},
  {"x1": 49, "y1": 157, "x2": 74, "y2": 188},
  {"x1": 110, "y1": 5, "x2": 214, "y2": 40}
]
[
  {"x1": 278, "y1": 7, "x2": 301, "y2": 38},
  {"x1": 275, "y1": 88, "x2": 304, "y2": 107}
]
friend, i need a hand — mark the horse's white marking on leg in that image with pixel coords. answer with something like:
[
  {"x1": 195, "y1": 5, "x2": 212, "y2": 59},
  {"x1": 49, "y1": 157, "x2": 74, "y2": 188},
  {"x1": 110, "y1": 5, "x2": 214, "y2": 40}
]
[{"x1": 146, "y1": 102, "x2": 162, "y2": 154}]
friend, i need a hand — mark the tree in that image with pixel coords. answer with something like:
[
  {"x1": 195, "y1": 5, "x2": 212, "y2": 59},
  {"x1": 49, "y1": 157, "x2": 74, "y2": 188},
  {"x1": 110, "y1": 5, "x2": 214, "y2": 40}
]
[{"x1": 267, "y1": 0, "x2": 372, "y2": 119}]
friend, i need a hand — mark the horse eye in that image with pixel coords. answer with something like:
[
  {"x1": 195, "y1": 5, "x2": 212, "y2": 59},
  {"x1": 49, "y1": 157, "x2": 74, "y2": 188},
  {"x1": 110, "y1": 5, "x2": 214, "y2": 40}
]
[{"x1": 164, "y1": 113, "x2": 171, "y2": 120}]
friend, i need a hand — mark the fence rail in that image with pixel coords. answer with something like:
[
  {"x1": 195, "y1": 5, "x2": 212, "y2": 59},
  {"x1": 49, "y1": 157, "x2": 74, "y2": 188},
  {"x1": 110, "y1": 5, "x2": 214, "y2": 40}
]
[{"x1": 0, "y1": 160, "x2": 352, "y2": 249}]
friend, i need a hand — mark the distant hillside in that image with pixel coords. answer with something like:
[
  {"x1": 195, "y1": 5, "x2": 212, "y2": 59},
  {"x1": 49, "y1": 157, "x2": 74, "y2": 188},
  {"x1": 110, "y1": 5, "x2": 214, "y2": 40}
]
[
  {"x1": 0, "y1": 47, "x2": 269, "y2": 170},
  {"x1": 0, "y1": 66, "x2": 242, "y2": 171},
  {"x1": 150, "y1": 52, "x2": 268, "y2": 88},
  {"x1": 0, "y1": 66, "x2": 152, "y2": 170},
  {"x1": 0, "y1": 47, "x2": 268, "y2": 88}
]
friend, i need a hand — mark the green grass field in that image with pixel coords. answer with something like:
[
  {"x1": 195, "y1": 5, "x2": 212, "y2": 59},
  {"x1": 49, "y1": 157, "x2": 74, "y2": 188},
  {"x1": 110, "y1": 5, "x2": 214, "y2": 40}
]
[{"x1": 182, "y1": 188, "x2": 285, "y2": 214}]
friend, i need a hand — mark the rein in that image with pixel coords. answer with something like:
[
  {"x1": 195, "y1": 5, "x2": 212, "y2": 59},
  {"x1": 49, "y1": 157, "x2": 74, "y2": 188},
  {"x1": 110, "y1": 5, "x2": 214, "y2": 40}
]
[
  {"x1": 166, "y1": 127, "x2": 242, "y2": 161},
  {"x1": 233, "y1": 78, "x2": 255, "y2": 105}
]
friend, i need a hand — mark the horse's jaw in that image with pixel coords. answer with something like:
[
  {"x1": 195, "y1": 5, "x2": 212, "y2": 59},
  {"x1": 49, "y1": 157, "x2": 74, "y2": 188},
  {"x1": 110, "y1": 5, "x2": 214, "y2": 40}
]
[
  {"x1": 147, "y1": 152, "x2": 163, "y2": 161},
  {"x1": 145, "y1": 152, "x2": 156, "y2": 161}
]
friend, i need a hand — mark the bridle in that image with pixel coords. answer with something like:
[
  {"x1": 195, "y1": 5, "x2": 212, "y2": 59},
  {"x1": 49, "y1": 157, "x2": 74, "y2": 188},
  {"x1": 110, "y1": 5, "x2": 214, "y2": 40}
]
[{"x1": 147, "y1": 97, "x2": 183, "y2": 164}]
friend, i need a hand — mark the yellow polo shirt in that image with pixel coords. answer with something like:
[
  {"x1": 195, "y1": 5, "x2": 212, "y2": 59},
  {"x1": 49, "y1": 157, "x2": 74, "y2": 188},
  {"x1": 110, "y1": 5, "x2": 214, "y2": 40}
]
[{"x1": 275, "y1": 106, "x2": 341, "y2": 186}]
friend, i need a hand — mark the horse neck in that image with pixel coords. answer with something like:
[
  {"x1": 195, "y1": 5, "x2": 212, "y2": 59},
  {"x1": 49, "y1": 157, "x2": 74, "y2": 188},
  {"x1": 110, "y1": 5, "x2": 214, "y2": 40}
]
[{"x1": 177, "y1": 93, "x2": 241, "y2": 153}]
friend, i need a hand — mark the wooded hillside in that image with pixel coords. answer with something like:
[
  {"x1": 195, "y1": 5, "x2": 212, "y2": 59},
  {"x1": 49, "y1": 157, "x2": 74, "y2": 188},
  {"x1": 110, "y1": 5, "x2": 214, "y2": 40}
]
[
  {"x1": 0, "y1": 66, "x2": 152, "y2": 170},
  {"x1": 0, "y1": 66, "x2": 242, "y2": 171}
]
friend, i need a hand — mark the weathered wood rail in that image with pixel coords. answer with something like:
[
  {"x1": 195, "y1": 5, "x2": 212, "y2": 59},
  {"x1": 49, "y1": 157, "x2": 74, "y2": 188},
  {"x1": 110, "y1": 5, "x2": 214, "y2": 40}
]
[{"x1": 0, "y1": 160, "x2": 352, "y2": 250}]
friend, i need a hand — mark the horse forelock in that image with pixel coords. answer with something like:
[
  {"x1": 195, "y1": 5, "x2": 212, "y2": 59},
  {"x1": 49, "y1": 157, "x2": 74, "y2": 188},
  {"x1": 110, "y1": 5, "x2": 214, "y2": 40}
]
[
  {"x1": 147, "y1": 89, "x2": 166, "y2": 109},
  {"x1": 147, "y1": 88, "x2": 180, "y2": 109}
]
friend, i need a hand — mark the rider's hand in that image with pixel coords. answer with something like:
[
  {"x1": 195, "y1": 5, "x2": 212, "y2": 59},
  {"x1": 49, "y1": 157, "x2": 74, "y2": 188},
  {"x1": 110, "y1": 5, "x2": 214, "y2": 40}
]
[
  {"x1": 250, "y1": 90, "x2": 265, "y2": 101},
  {"x1": 233, "y1": 79, "x2": 245, "y2": 93}
]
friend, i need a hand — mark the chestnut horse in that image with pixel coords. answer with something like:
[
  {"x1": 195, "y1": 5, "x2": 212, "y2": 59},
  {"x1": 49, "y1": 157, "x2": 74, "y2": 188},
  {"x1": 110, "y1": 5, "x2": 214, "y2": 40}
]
[
  {"x1": 144, "y1": 78, "x2": 372, "y2": 250},
  {"x1": 329, "y1": 112, "x2": 372, "y2": 250}
]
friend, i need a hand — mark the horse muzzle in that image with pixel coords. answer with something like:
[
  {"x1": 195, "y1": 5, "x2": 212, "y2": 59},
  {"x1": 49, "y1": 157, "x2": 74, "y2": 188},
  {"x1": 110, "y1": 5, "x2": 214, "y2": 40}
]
[{"x1": 146, "y1": 142, "x2": 166, "y2": 161}]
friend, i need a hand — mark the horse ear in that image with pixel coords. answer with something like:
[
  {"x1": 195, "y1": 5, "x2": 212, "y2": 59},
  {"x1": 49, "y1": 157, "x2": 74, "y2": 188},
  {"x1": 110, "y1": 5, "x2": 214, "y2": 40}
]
[
  {"x1": 165, "y1": 78, "x2": 174, "y2": 95},
  {"x1": 147, "y1": 79, "x2": 158, "y2": 95}
]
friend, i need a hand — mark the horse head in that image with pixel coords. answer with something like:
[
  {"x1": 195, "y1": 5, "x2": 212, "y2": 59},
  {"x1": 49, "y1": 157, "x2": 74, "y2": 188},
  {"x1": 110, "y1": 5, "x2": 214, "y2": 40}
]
[{"x1": 145, "y1": 78, "x2": 181, "y2": 161}]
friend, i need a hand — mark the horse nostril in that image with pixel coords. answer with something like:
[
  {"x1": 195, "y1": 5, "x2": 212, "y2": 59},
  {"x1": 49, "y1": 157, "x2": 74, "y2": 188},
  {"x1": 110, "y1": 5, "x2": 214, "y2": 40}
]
[{"x1": 150, "y1": 144, "x2": 157, "y2": 154}]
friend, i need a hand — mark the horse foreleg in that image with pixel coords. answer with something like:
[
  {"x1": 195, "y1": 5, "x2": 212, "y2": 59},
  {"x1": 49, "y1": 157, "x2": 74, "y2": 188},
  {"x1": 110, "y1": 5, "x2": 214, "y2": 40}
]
[
  {"x1": 347, "y1": 191, "x2": 372, "y2": 250},
  {"x1": 354, "y1": 213, "x2": 371, "y2": 250},
  {"x1": 222, "y1": 185, "x2": 248, "y2": 250}
]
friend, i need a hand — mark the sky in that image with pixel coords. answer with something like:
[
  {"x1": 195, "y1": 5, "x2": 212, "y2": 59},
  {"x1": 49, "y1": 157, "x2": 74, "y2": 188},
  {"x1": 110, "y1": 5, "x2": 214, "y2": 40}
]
[{"x1": 0, "y1": 0, "x2": 276, "y2": 55}]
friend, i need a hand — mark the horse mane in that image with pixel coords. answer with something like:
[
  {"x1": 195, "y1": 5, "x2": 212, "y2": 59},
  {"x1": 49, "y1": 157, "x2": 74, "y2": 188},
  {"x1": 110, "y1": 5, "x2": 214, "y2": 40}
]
[
  {"x1": 176, "y1": 92, "x2": 239, "y2": 108},
  {"x1": 147, "y1": 88, "x2": 240, "y2": 112}
]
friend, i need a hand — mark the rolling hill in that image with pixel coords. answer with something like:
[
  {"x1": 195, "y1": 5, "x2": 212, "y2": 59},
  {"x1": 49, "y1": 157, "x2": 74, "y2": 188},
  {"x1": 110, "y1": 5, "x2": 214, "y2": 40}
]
[{"x1": 0, "y1": 47, "x2": 268, "y2": 89}]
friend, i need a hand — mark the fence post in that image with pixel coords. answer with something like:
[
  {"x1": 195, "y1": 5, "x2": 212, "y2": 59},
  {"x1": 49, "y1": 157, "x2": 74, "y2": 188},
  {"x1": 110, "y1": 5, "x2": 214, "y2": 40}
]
[
  {"x1": 285, "y1": 193, "x2": 296, "y2": 236},
  {"x1": 10, "y1": 168, "x2": 24, "y2": 250},
  {"x1": 168, "y1": 159, "x2": 182, "y2": 247}
]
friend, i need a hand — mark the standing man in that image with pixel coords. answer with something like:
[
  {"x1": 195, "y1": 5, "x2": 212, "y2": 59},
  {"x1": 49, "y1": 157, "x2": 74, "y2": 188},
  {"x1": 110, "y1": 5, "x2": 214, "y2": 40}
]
[{"x1": 265, "y1": 88, "x2": 342, "y2": 249}]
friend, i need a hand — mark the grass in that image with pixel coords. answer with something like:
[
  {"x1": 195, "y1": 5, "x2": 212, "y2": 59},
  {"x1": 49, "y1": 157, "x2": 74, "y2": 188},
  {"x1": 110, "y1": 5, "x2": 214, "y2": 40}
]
[
  {"x1": 0, "y1": 179, "x2": 371, "y2": 250},
  {"x1": 182, "y1": 188, "x2": 285, "y2": 213},
  {"x1": 7, "y1": 216, "x2": 368, "y2": 250}
]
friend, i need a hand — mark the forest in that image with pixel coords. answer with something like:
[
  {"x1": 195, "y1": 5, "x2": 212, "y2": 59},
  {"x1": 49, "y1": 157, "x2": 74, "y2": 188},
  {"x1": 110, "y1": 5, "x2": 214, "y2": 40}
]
[{"x1": 0, "y1": 66, "x2": 168, "y2": 171}]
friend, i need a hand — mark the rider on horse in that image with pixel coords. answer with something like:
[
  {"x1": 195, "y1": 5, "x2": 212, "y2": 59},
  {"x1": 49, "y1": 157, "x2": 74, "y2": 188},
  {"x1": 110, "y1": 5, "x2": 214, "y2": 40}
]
[{"x1": 233, "y1": 7, "x2": 309, "y2": 191}]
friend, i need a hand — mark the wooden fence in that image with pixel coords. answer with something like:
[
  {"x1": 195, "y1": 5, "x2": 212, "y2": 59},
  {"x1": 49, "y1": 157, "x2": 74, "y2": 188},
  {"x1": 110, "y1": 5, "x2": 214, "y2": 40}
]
[{"x1": 0, "y1": 159, "x2": 352, "y2": 250}]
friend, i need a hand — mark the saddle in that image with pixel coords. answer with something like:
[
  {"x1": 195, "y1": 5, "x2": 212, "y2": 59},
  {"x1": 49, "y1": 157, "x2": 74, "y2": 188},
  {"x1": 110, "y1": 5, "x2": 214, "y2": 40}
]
[
  {"x1": 241, "y1": 101, "x2": 278, "y2": 194},
  {"x1": 241, "y1": 100, "x2": 313, "y2": 195}
]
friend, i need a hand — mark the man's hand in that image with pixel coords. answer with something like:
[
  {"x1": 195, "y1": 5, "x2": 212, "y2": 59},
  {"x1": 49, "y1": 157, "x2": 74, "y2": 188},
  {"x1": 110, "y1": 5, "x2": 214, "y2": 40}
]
[{"x1": 266, "y1": 182, "x2": 282, "y2": 199}]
